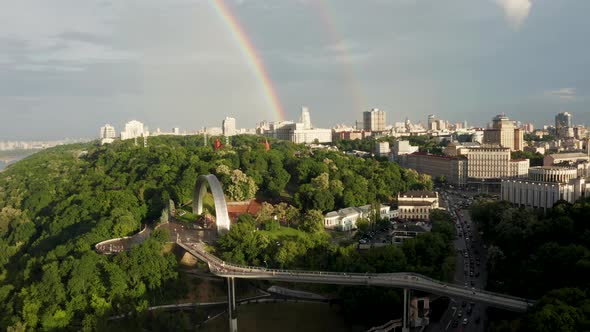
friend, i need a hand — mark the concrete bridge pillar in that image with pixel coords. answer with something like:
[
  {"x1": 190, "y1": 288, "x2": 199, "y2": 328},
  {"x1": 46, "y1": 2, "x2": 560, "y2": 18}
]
[
  {"x1": 402, "y1": 288, "x2": 410, "y2": 332},
  {"x1": 227, "y1": 277, "x2": 237, "y2": 332}
]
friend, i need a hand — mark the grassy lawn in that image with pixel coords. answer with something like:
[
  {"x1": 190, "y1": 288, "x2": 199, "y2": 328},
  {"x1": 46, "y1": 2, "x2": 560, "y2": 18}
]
[
  {"x1": 178, "y1": 192, "x2": 215, "y2": 222},
  {"x1": 201, "y1": 302, "x2": 365, "y2": 332},
  {"x1": 259, "y1": 227, "x2": 303, "y2": 239},
  {"x1": 177, "y1": 211, "x2": 198, "y2": 223}
]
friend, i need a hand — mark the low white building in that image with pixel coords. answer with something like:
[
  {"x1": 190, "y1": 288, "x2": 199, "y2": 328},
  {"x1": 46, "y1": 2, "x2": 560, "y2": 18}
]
[
  {"x1": 397, "y1": 191, "x2": 440, "y2": 220},
  {"x1": 323, "y1": 204, "x2": 391, "y2": 231}
]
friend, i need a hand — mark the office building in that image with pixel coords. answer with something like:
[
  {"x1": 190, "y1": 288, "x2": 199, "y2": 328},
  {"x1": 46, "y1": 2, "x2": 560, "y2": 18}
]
[
  {"x1": 400, "y1": 153, "x2": 468, "y2": 186},
  {"x1": 363, "y1": 108, "x2": 386, "y2": 132},
  {"x1": 173, "y1": 127, "x2": 180, "y2": 135},
  {"x1": 462, "y1": 145, "x2": 529, "y2": 180},
  {"x1": 222, "y1": 117, "x2": 236, "y2": 136},
  {"x1": 483, "y1": 114, "x2": 524, "y2": 151}
]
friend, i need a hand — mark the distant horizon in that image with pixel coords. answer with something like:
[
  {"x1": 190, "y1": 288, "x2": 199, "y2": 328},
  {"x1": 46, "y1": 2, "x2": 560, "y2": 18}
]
[{"x1": 1, "y1": 1, "x2": 589, "y2": 140}]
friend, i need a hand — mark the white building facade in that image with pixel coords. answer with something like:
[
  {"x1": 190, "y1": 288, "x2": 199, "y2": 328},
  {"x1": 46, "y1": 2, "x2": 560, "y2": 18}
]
[
  {"x1": 100, "y1": 124, "x2": 116, "y2": 139},
  {"x1": 222, "y1": 117, "x2": 236, "y2": 136},
  {"x1": 501, "y1": 166, "x2": 589, "y2": 211},
  {"x1": 120, "y1": 120, "x2": 146, "y2": 140},
  {"x1": 324, "y1": 204, "x2": 391, "y2": 231},
  {"x1": 397, "y1": 191, "x2": 440, "y2": 220}
]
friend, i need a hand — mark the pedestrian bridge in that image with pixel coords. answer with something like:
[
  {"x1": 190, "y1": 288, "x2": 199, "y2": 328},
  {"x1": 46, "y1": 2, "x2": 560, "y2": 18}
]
[{"x1": 177, "y1": 241, "x2": 533, "y2": 313}]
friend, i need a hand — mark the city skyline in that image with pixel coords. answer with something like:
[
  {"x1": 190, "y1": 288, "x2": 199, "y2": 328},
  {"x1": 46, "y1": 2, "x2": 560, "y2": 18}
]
[{"x1": 1, "y1": 0, "x2": 590, "y2": 140}]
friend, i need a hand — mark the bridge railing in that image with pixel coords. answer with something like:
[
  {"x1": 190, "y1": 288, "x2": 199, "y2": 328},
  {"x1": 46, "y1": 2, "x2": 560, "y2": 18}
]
[{"x1": 179, "y1": 241, "x2": 533, "y2": 306}]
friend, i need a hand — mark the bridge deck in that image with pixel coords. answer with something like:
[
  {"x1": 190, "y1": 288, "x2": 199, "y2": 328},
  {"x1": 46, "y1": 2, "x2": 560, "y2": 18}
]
[{"x1": 177, "y1": 241, "x2": 534, "y2": 313}]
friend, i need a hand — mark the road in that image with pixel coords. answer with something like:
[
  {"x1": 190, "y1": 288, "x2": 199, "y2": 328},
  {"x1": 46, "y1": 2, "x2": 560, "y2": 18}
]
[{"x1": 427, "y1": 189, "x2": 489, "y2": 332}]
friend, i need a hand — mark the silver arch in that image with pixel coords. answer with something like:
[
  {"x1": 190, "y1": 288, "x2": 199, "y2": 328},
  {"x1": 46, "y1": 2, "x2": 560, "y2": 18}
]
[{"x1": 193, "y1": 174, "x2": 231, "y2": 234}]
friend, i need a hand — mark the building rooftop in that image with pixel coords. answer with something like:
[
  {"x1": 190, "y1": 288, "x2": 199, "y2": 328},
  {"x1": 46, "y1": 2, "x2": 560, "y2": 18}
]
[
  {"x1": 398, "y1": 201, "x2": 437, "y2": 207},
  {"x1": 338, "y1": 207, "x2": 361, "y2": 217},
  {"x1": 548, "y1": 152, "x2": 589, "y2": 159},
  {"x1": 399, "y1": 191, "x2": 438, "y2": 198},
  {"x1": 530, "y1": 166, "x2": 577, "y2": 171},
  {"x1": 410, "y1": 152, "x2": 465, "y2": 160}
]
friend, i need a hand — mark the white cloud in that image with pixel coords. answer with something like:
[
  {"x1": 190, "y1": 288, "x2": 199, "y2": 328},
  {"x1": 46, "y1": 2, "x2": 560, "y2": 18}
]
[
  {"x1": 544, "y1": 88, "x2": 576, "y2": 101},
  {"x1": 495, "y1": 0, "x2": 532, "y2": 28}
]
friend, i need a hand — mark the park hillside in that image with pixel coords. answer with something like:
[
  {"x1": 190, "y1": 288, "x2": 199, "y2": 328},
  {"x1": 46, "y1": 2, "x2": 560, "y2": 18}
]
[
  {"x1": 0, "y1": 134, "x2": 587, "y2": 331},
  {"x1": 0, "y1": 135, "x2": 447, "y2": 330}
]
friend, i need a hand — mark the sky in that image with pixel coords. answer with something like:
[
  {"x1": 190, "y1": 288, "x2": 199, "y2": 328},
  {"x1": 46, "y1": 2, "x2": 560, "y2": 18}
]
[{"x1": 0, "y1": 0, "x2": 589, "y2": 140}]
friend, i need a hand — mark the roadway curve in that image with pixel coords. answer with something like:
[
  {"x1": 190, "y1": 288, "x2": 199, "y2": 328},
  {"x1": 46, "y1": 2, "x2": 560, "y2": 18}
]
[{"x1": 177, "y1": 242, "x2": 534, "y2": 313}]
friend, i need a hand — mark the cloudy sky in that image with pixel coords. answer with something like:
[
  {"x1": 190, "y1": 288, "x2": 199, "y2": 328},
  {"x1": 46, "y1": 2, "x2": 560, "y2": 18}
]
[{"x1": 0, "y1": 0, "x2": 589, "y2": 140}]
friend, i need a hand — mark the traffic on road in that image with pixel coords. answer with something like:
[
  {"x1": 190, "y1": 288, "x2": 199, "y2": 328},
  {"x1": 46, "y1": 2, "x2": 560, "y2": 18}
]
[{"x1": 430, "y1": 187, "x2": 491, "y2": 332}]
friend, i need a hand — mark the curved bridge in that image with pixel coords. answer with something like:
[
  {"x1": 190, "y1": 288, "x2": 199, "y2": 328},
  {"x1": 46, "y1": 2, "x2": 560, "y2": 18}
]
[
  {"x1": 177, "y1": 241, "x2": 533, "y2": 313},
  {"x1": 192, "y1": 174, "x2": 230, "y2": 234}
]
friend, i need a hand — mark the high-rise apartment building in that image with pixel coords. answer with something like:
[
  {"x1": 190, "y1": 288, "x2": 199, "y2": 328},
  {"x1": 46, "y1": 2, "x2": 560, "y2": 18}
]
[
  {"x1": 555, "y1": 112, "x2": 572, "y2": 131},
  {"x1": 483, "y1": 114, "x2": 524, "y2": 151},
  {"x1": 222, "y1": 117, "x2": 236, "y2": 136},
  {"x1": 100, "y1": 124, "x2": 116, "y2": 139},
  {"x1": 427, "y1": 114, "x2": 437, "y2": 131},
  {"x1": 522, "y1": 123, "x2": 534, "y2": 133},
  {"x1": 363, "y1": 108, "x2": 386, "y2": 132},
  {"x1": 300, "y1": 107, "x2": 312, "y2": 130},
  {"x1": 120, "y1": 120, "x2": 145, "y2": 140}
]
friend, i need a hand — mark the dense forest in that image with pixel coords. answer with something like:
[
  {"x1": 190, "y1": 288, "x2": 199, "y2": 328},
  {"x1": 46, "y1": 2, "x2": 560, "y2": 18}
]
[
  {"x1": 470, "y1": 198, "x2": 590, "y2": 331},
  {"x1": 0, "y1": 135, "x2": 434, "y2": 330}
]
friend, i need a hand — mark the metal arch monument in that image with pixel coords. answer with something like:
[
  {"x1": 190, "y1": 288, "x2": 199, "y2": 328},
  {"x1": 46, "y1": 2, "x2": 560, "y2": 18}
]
[{"x1": 192, "y1": 174, "x2": 231, "y2": 234}]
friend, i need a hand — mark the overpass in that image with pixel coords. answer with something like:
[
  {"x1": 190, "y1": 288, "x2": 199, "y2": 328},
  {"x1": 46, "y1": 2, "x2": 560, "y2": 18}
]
[{"x1": 177, "y1": 242, "x2": 533, "y2": 313}]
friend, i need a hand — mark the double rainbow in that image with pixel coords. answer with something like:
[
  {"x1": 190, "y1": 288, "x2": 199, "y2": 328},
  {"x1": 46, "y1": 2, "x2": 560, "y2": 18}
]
[
  {"x1": 211, "y1": 0, "x2": 285, "y2": 121},
  {"x1": 212, "y1": 0, "x2": 363, "y2": 121}
]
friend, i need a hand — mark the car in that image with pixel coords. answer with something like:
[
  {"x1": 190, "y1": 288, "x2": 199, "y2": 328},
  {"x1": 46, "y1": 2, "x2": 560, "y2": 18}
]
[
  {"x1": 457, "y1": 311, "x2": 462, "y2": 318},
  {"x1": 463, "y1": 318, "x2": 468, "y2": 325},
  {"x1": 470, "y1": 272, "x2": 474, "y2": 277}
]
